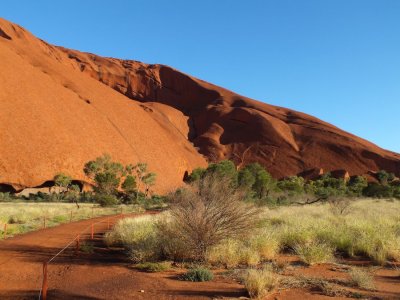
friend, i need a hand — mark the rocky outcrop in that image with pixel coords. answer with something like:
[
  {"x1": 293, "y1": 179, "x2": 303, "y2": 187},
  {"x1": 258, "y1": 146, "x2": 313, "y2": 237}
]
[
  {"x1": 59, "y1": 45, "x2": 400, "y2": 179},
  {"x1": 0, "y1": 17, "x2": 399, "y2": 192}
]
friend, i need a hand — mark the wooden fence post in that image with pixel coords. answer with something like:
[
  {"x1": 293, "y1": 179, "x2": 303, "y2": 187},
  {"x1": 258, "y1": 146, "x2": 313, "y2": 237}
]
[
  {"x1": 107, "y1": 218, "x2": 110, "y2": 230},
  {"x1": 3, "y1": 223, "x2": 7, "y2": 239},
  {"x1": 43, "y1": 216, "x2": 46, "y2": 229},
  {"x1": 75, "y1": 235, "x2": 80, "y2": 256},
  {"x1": 41, "y1": 262, "x2": 48, "y2": 300},
  {"x1": 91, "y1": 223, "x2": 94, "y2": 240}
]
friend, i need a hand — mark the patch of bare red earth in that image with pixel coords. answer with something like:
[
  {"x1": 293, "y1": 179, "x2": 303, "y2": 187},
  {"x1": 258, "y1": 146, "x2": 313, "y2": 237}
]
[
  {"x1": 0, "y1": 214, "x2": 246, "y2": 300},
  {"x1": 268, "y1": 256, "x2": 400, "y2": 300}
]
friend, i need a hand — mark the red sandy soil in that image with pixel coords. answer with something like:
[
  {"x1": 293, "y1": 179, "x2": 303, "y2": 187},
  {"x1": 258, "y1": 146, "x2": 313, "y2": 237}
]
[
  {"x1": 0, "y1": 215, "x2": 399, "y2": 299},
  {"x1": 0, "y1": 17, "x2": 400, "y2": 192},
  {"x1": 0, "y1": 213, "x2": 247, "y2": 300},
  {"x1": 267, "y1": 256, "x2": 400, "y2": 300}
]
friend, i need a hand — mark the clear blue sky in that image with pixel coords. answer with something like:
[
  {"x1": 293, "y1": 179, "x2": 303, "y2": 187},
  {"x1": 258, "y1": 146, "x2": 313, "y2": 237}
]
[{"x1": 2, "y1": 0, "x2": 399, "y2": 152}]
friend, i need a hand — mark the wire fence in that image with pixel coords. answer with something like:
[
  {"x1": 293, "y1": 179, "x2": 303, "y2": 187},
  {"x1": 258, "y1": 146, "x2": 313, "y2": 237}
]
[
  {"x1": 0, "y1": 204, "x2": 143, "y2": 239},
  {"x1": 37, "y1": 210, "x2": 138, "y2": 300}
]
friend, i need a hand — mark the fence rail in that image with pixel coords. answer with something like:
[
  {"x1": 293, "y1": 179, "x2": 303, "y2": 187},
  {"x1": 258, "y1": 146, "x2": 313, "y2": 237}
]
[
  {"x1": 1, "y1": 205, "x2": 142, "y2": 239},
  {"x1": 37, "y1": 211, "x2": 132, "y2": 300}
]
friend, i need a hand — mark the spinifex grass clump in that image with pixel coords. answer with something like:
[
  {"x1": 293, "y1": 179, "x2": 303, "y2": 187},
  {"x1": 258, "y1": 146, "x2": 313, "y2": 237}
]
[
  {"x1": 261, "y1": 200, "x2": 400, "y2": 265},
  {"x1": 295, "y1": 241, "x2": 334, "y2": 265},
  {"x1": 104, "y1": 215, "x2": 161, "y2": 262},
  {"x1": 243, "y1": 266, "x2": 279, "y2": 299},
  {"x1": 348, "y1": 268, "x2": 375, "y2": 290}
]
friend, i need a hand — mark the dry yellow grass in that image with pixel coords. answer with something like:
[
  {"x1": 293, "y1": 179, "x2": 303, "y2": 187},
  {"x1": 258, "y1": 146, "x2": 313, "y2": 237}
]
[
  {"x1": 108, "y1": 199, "x2": 400, "y2": 267},
  {"x1": 0, "y1": 202, "x2": 141, "y2": 238}
]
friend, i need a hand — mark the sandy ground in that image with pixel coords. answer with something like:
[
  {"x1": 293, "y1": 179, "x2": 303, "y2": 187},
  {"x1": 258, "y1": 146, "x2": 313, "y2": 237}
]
[
  {"x1": 0, "y1": 213, "x2": 246, "y2": 299},
  {"x1": 0, "y1": 214, "x2": 399, "y2": 299}
]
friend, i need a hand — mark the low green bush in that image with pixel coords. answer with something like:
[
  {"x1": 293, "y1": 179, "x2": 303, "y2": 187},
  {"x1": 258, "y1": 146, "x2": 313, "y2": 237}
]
[
  {"x1": 80, "y1": 241, "x2": 95, "y2": 254},
  {"x1": 0, "y1": 192, "x2": 12, "y2": 202},
  {"x1": 134, "y1": 262, "x2": 171, "y2": 272},
  {"x1": 93, "y1": 194, "x2": 119, "y2": 207},
  {"x1": 182, "y1": 267, "x2": 214, "y2": 282}
]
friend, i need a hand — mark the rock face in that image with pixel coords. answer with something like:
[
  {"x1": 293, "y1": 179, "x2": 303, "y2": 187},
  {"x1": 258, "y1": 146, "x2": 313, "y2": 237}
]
[
  {"x1": 0, "y1": 18, "x2": 399, "y2": 192},
  {"x1": 0, "y1": 19, "x2": 206, "y2": 193}
]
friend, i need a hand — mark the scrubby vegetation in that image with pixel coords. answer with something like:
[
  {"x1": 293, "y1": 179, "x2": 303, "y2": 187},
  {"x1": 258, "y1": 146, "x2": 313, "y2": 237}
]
[
  {"x1": 1, "y1": 156, "x2": 399, "y2": 298},
  {"x1": 0, "y1": 154, "x2": 165, "y2": 209},
  {"x1": 186, "y1": 160, "x2": 400, "y2": 205},
  {"x1": 0, "y1": 203, "x2": 141, "y2": 238},
  {"x1": 83, "y1": 154, "x2": 159, "y2": 206},
  {"x1": 107, "y1": 199, "x2": 400, "y2": 267},
  {"x1": 105, "y1": 195, "x2": 399, "y2": 298}
]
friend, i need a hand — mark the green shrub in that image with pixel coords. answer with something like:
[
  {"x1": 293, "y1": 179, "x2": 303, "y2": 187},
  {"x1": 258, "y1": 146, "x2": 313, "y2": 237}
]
[
  {"x1": 80, "y1": 241, "x2": 94, "y2": 254},
  {"x1": 8, "y1": 215, "x2": 26, "y2": 224},
  {"x1": 182, "y1": 267, "x2": 214, "y2": 282},
  {"x1": 134, "y1": 262, "x2": 171, "y2": 272},
  {"x1": 0, "y1": 192, "x2": 12, "y2": 202},
  {"x1": 93, "y1": 194, "x2": 119, "y2": 207},
  {"x1": 363, "y1": 183, "x2": 393, "y2": 198}
]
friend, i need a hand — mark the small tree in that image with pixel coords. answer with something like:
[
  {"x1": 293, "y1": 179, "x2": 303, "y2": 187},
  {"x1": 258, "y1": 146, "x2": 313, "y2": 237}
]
[
  {"x1": 238, "y1": 168, "x2": 256, "y2": 191},
  {"x1": 53, "y1": 173, "x2": 73, "y2": 201},
  {"x1": 206, "y1": 160, "x2": 238, "y2": 186},
  {"x1": 129, "y1": 163, "x2": 158, "y2": 200},
  {"x1": 347, "y1": 176, "x2": 368, "y2": 197},
  {"x1": 392, "y1": 186, "x2": 400, "y2": 199},
  {"x1": 84, "y1": 154, "x2": 125, "y2": 195},
  {"x1": 143, "y1": 172, "x2": 156, "y2": 197},
  {"x1": 54, "y1": 173, "x2": 72, "y2": 190},
  {"x1": 66, "y1": 184, "x2": 81, "y2": 208},
  {"x1": 186, "y1": 167, "x2": 206, "y2": 183},
  {"x1": 313, "y1": 174, "x2": 347, "y2": 199},
  {"x1": 363, "y1": 183, "x2": 393, "y2": 198},
  {"x1": 94, "y1": 172, "x2": 120, "y2": 195},
  {"x1": 376, "y1": 170, "x2": 395, "y2": 186},
  {"x1": 122, "y1": 175, "x2": 137, "y2": 194},
  {"x1": 243, "y1": 163, "x2": 276, "y2": 199},
  {"x1": 277, "y1": 176, "x2": 305, "y2": 196},
  {"x1": 328, "y1": 197, "x2": 352, "y2": 216}
]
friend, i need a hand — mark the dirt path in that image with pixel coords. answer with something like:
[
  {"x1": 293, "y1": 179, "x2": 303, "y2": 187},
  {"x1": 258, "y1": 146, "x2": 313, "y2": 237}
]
[
  {"x1": 1, "y1": 213, "x2": 399, "y2": 300},
  {"x1": 0, "y1": 212, "x2": 246, "y2": 300}
]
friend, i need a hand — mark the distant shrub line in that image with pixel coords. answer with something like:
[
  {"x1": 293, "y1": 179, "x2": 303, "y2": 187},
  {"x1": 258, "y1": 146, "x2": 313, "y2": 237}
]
[
  {"x1": 185, "y1": 160, "x2": 400, "y2": 206},
  {"x1": 0, "y1": 154, "x2": 165, "y2": 208}
]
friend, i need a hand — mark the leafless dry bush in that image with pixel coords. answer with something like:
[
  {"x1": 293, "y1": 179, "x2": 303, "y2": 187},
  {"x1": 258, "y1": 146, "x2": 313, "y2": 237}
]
[
  {"x1": 328, "y1": 197, "x2": 352, "y2": 216},
  {"x1": 161, "y1": 174, "x2": 260, "y2": 261}
]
